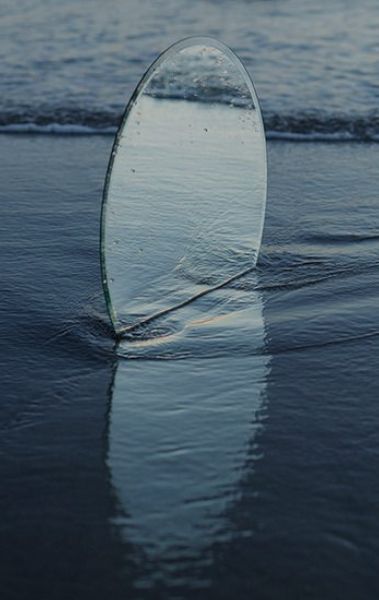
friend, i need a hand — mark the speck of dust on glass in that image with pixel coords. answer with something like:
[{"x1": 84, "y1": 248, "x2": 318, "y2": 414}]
[{"x1": 100, "y1": 37, "x2": 267, "y2": 338}]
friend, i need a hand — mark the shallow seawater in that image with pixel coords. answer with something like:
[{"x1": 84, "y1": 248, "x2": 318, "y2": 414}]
[
  {"x1": 1, "y1": 135, "x2": 379, "y2": 599},
  {"x1": 1, "y1": 0, "x2": 379, "y2": 140}
]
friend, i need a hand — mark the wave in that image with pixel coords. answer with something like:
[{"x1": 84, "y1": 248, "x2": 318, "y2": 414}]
[
  {"x1": 1, "y1": 108, "x2": 379, "y2": 142},
  {"x1": 266, "y1": 328, "x2": 379, "y2": 357},
  {"x1": 0, "y1": 107, "x2": 118, "y2": 135},
  {"x1": 301, "y1": 232, "x2": 379, "y2": 245},
  {"x1": 0, "y1": 123, "x2": 117, "y2": 135},
  {"x1": 265, "y1": 113, "x2": 379, "y2": 142}
]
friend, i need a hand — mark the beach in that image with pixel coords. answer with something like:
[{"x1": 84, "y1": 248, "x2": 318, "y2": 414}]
[{"x1": 1, "y1": 135, "x2": 379, "y2": 598}]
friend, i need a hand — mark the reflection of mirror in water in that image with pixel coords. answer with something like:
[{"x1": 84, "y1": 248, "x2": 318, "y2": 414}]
[
  {"x1": 101, "y1": 38, "x2": 266, "y2": 335},
  {"x1": 102, "y1": 37, "x2": 269, "y2": 588},
  {"x1": 107, "y1": 272, "x2": 270, "y2": 586}
]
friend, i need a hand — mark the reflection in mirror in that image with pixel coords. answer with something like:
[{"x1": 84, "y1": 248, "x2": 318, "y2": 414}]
[
  {"x1": 107, "y1": 277, "x2": 270, "y2": 586},
  {"x1": 101, "y1": 37, "x2": 266, "y2": 335}
]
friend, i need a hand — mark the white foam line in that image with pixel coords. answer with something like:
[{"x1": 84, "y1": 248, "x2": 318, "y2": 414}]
[
  {"x1": 0, "y1": 123, "x2": 117, "y2": 135},
  {"x1": 266, "y1": 130, "x2": 360, "y2": 142},
  {"x1": 0, "y1": 122, "x2": 378, "y2": 143}
]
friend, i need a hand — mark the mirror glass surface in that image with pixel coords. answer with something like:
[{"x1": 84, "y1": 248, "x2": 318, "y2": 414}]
[{"x1": 101, "y1": 37, "x2": 266, "y2": 335}]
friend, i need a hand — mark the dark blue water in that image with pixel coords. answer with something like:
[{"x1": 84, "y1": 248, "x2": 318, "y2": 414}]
[
  {"x1": 1, "y1": 0, "x2": 379, "y2": 139},
  {"x1": 1, "y1": 134, "x2": 379, "y2": 598},
  {"x1": 2, "y1": 2, "x2": 379, "y2": 598}
]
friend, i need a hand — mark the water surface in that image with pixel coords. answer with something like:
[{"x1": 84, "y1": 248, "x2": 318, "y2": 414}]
[
  {"x1": 1, "y1": 136, "x2": 379, "y2": 598},
  {"x1": 1, "y1": 0, "x2": 379, "y2": 139}
]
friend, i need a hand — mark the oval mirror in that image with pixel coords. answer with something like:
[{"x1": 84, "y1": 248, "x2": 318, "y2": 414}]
[{"x1": 101, "y1": 37, "x2": 266, "y2": 336}]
